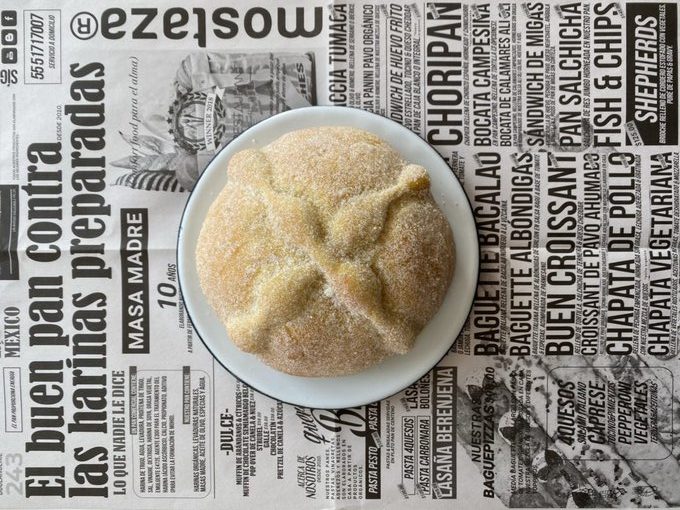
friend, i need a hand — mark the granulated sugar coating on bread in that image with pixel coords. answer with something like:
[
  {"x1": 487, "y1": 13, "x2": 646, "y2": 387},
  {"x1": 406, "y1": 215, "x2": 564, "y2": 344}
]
[{"x1": 195, "y1": 127, "x2": 455, "y2": 376}]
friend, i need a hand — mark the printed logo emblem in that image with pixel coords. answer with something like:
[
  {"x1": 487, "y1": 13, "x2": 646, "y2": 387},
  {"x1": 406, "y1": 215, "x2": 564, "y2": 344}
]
[
  {"x1": 0, "y1": 10, "x2": 17, "y2": 65},
  {"x1": 70, "y1": 11, "x2": 97, "y2": 40}
]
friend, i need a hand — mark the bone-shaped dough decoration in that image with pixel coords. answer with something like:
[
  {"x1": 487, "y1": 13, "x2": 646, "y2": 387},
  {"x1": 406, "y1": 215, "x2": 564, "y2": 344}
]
[{"x1": 226, "y1": 149, "x2": 430, "y2": 355}]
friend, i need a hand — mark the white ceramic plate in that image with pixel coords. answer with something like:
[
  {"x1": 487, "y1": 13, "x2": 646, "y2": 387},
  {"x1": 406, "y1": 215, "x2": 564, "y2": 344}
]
[{"x1": 177, "y1": 106, "x2": 478, "y2": 409}]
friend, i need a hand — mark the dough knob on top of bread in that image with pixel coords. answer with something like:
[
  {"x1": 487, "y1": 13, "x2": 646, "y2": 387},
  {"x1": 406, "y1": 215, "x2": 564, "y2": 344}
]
[{"x1": 196, "y1": 126, "x2": 455, "y2": 377}]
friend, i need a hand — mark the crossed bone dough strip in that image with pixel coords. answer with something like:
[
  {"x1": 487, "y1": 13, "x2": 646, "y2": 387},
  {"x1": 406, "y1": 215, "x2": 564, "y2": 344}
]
[{"x1": 196, "y1": 127, "x2": 455, "y2": 376}]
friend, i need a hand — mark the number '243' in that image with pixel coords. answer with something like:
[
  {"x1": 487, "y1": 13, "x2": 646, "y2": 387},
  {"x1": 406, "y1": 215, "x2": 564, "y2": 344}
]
[{"x1": 4, "y1": 453, "x2": 23, "y2": 495}]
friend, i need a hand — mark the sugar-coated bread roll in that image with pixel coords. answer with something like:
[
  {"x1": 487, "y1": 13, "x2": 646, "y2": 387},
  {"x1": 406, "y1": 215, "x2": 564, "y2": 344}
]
[{"x1": 196, "y1": 127, "x2": 455, "y2": 376}]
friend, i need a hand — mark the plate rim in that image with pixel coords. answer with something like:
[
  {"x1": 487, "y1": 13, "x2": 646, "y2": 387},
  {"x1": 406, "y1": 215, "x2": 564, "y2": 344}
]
[{"x1": 177, "y1": 105, "x2": 479, "y2": 409}]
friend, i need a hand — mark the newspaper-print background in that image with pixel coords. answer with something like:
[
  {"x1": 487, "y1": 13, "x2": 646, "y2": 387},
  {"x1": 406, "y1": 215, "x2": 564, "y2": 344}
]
[{"x1": 0, "y1": 0, "x2": 678, "y2": 508}]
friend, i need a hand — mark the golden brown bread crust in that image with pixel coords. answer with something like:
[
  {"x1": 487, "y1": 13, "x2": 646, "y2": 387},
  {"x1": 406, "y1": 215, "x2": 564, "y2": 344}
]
[{"x1": 195, "y1": 127, "x2": 455, "y2": 376}]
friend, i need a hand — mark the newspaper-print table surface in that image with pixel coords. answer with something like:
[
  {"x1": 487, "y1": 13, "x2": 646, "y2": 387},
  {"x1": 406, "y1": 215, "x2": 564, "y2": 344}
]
[{"x1": 0, "y1": 0, "x2": 678, "y2": 508}]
